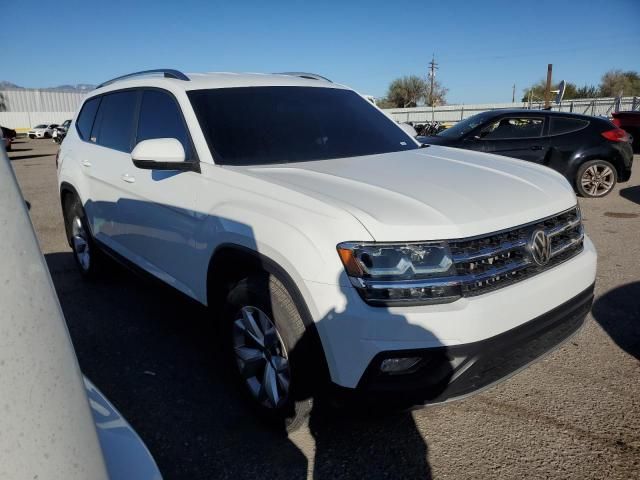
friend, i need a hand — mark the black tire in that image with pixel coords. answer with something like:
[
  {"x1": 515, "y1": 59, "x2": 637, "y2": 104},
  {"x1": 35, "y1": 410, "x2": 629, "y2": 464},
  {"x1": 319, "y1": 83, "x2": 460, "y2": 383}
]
[
  {"x1": 575, "y1": 159, "x2": 618, "y2": 198},
  {"x1": 29, "y1": 135, "x2": 35, "y2": 139},
  {"x1": 63, "y1": 194, "x2": 103, "y2": 278},
  {"x1": 5, "y1": 143, "x2": 11, "y2": 152},
  {"x1": 223, "y1": 274, "x2": 316, "y2": 432}
]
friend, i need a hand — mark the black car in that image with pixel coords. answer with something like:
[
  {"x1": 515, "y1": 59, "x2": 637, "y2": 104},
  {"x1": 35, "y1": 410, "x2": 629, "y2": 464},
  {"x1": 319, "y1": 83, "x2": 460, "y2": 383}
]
[
  {"x1": 418, "y1": 110, "x2": 634, "y2": 198},
  {"x1": 1, "y1": 126, "x2": 17, "y2": 140}
]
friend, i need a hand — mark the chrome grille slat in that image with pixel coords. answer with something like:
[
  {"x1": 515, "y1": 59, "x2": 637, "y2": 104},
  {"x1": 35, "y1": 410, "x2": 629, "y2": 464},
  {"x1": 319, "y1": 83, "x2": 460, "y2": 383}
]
[
  {"x1": 451, "y1": 206, "x2": 584, "y2": 297},
  {"x1": 452, "y1": 238, "x2": 527, "y2": 263}
]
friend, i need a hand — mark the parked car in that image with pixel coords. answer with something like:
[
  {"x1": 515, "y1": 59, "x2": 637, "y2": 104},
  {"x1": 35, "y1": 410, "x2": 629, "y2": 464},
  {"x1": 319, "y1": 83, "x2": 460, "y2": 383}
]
[
  {"x1": 28, "y1": 123, "x2": 59, "y2": 138},
  {"x1": 53, "y1": 119, "x2": 73, "y2": 144},
  {"x1": 0, "y1": 147, "x2": 162, "y2": 479},
  {"x1": 418, "y1": 110, "x2": 634, "y2": 198},
  {"x1": 0, "y1": 127, "x2": 10, "y2": 151},
  {"x1": 612, "y1": 111, "x2": 640, "y2": 152},
  {"x1": 1, "y1": 125, "x2": 17, "y2": 140},
  {"x1": 1, "y1": 125, "x2": 15, "y2": 151},
  {"x1": 57, "y1": 69, "x2": 596, "y2": 431}
]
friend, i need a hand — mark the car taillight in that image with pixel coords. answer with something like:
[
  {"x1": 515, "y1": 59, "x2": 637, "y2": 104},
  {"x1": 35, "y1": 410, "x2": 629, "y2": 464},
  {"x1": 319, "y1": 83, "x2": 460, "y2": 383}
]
[{"x1": 601, "y1": 128, "x2": 630, "y2": 142}]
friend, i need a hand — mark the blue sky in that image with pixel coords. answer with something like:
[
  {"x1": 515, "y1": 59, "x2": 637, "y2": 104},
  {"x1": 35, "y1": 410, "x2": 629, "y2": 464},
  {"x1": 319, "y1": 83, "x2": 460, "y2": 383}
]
[{"x1": 2, "y1": 0, "x2": 639, "y2": 104}]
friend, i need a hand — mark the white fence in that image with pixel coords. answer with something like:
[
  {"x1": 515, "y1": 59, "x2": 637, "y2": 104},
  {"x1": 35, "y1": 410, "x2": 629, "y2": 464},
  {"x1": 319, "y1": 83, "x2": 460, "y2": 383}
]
[
  {"x1": 2, "y1": 87, "x2": 639, "y2": 131},
  {"x1": 384, "y1": 96, "x2": 640, "y2": 124}
]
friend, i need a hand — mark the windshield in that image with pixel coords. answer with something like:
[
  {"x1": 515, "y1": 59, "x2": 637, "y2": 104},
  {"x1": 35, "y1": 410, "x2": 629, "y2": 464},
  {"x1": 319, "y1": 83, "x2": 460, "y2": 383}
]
[
  {"x1": 436, "y1": 112, "x2": 494, "y2": 139},
  {"x1": 188, "y1": 86, "x2": 418, "y2": 166},
  {"x1": 34, "y1": 124, "x2": 47, "y2": 129}
]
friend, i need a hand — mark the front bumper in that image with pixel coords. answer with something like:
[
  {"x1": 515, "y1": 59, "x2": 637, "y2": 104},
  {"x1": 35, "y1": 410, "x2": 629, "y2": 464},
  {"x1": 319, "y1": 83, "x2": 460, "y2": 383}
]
[
  {"x1": 306, "y1": 236, "x2": 597, "y2": 389},
  {"x1": 338, "y1": 283, "x2": 593, "y2": 407}
]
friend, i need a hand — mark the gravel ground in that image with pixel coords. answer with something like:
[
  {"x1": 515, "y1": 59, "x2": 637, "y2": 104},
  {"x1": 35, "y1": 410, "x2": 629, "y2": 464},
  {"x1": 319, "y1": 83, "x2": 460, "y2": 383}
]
[{"x1": 8, "y1": 137, "x2": 640, "y2": 479}]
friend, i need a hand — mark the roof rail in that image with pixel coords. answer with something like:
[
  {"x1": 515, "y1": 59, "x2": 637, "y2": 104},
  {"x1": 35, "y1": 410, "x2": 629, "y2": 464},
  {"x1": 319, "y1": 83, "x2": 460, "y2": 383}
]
[
  {"x1": 96, "y1": 69, "x2": 190, "y2": 89},
  {"x1": 275, "y1": 72, "x2": 332, "y2": 83}
]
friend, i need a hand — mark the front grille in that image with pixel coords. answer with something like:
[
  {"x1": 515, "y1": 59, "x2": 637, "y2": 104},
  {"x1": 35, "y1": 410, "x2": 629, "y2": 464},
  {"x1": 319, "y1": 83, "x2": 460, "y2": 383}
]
[{"x1": 449, "y1": 207, "x2": 584, "y2": 297}]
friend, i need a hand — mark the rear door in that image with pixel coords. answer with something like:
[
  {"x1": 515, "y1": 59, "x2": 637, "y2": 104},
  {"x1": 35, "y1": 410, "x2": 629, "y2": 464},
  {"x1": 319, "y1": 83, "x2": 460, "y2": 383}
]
[
  {"x1": 478, "y1": 115, "x2": 549, "y2": 163},
  {"x1": 81, "y1": 89, "x2": 139, "y2": 250},
  {"x1": 546, "y1": 116, "x2": 591, "y2": 168}
]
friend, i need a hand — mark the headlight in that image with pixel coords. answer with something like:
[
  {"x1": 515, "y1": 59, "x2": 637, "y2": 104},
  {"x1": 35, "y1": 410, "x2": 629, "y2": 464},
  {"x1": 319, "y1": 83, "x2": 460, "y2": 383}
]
[{"x1": 337, "y1": 242, "x2": 461, "y2": 306}]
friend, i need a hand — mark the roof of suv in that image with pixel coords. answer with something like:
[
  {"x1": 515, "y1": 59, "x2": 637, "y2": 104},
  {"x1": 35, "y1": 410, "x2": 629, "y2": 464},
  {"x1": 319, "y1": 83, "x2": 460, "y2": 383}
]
[{"x1": 92, "y1": 71, "x2": 347, "y2": 95}]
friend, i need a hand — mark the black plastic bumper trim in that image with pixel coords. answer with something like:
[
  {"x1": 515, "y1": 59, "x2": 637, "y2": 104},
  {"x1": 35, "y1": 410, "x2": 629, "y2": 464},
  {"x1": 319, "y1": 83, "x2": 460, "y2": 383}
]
[{"x1": 333, "y1": 283, "x2": 594, "y2": 408}]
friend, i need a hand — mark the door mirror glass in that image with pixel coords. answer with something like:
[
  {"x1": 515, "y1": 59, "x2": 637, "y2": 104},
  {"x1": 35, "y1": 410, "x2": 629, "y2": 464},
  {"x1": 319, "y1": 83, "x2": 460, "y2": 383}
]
[{"x1": 131, "y1": 138, "x2": 195, "y2": 171}]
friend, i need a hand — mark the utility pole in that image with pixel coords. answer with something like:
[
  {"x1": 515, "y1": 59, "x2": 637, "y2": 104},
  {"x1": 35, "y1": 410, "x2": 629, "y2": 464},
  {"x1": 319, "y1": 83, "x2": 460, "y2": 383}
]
[
  {"x1": 428, "y1": 54, "x2": 438, "y2": 121},
  {"x1": 544, "y1": 64, "x2": 553, "y2": 109},
  {"x1": 512, "y1": 83, "x2": 516, "y2": 103}
]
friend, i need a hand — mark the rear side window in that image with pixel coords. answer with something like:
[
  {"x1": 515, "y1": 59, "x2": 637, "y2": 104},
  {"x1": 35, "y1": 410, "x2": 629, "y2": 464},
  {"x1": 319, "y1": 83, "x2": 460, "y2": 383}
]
[
  {"x1": 90, "y1": 91, "x2": 138, "y2": 152},
  {"x1": 549, "y1": 117, "x2": 589, "y2": 136},
  {"x1": 76, "y1": 98, "x2": 101, "y2": 140},
  {"x1": 136, "y1": 90, "x2": 193, "y2": 159},
  {"x1": 480, "y1": 117, "x2": 544, "y2": 140}
]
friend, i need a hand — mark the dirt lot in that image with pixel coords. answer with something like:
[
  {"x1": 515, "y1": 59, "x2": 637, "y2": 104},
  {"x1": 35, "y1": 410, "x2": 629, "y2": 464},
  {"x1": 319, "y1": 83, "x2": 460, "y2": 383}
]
[{"x1": 8, "y1": 137, "x2": 640, "y2": 479}]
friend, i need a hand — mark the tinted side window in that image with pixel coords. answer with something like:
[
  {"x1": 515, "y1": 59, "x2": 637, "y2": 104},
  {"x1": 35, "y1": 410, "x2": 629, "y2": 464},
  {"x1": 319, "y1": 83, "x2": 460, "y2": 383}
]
[
  {"x1": 549, "y1": 117, "x2": 589, "y2": 136},
  {"x1": 91, "y1": 91, "x2": 138, "y2": 152},
  {"x1": 76, "y1": 97, "x2": 101, "y2": 140},
  {"x1": 136, "y1": 90, "x2": 192, "y2": 159},
  {"x1": 481, "y1": 117, "x2": 543, "y2": 140}
]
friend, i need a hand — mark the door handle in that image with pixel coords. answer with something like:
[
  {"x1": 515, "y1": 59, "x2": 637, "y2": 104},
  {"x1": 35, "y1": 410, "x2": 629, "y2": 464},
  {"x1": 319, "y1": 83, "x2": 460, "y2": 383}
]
[
  {"x1": 81, "y1": 160, "x2": 92, "y2": 167},
  {"x1": 121, "y1": 173, "x2": 136, "y2": 184},
  {"x1": 530, "y1": 145, "x2": 544, "y2": 150}
]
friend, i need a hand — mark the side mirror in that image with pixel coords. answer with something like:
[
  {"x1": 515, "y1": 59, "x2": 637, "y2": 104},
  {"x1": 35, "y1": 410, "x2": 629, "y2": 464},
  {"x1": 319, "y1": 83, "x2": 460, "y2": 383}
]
[{"x1": 131, "y1": 138, "x2": 198, "y2": 172}]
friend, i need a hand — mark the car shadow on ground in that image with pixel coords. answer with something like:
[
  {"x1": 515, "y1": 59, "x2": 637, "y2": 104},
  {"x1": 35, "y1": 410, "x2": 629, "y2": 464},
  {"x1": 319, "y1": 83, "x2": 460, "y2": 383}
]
[
  {"x1": 591, "y1": 282, "x2": 640, "y2": 360},
  {"x1": 9, "y1": 153, "x2": 52, "y2": 161},
  {"x1": 45, "y1": 251, "x2": 437, "y2": 479},
  {"x1": 619, "y1": 185, "x2": 640, "y2": 206}
]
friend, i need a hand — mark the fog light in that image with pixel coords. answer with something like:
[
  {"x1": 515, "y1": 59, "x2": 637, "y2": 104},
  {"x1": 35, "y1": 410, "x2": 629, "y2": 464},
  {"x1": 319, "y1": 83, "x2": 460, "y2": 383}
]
[{"x1": 380, "y1": 357, "x2": 422, "y2": 375}]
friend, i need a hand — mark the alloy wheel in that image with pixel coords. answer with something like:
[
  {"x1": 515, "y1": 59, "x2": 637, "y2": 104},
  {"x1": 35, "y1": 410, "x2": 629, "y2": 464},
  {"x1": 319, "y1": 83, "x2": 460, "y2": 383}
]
[
  {"x1": 232, "y1": 306, "x2": 291, "y2": 409},
  {"x1": 71, "y1": 216, "x2": 91, "y2": 271},
  {"x1": 581, "y1": 164, "x2": 615, "y2": 197}
]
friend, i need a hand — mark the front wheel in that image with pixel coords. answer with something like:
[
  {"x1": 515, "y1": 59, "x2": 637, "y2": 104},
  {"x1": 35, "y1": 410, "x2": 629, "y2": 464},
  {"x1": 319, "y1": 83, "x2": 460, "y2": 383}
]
[
  {"x1": 576, "y1": 160, "x2": 617, "y2": 198},
  {"x1": 223, "y1": 274, "x2": 316, "y2": 432}
]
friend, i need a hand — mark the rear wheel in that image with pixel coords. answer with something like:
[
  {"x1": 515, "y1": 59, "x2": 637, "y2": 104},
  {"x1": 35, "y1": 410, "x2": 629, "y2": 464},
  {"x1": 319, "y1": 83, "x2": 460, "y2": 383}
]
[
  {"x1": 576, "y1": 160, "x2": 617, "y2": 198},
  {"x1": 224, "y1": 274, "x2": 315, "y2": 432},
  {"x1": 63, "y1": 195, "x2": 103, "y2": 278}
]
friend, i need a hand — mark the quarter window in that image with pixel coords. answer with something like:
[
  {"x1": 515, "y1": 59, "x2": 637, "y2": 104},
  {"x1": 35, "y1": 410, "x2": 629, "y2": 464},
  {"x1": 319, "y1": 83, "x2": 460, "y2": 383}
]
[
  {"x1": 90, "y1": 91, "x2": 138, "y2": 152},
  {"x1": 549, "y1": 117, "x2": 589, "y2": 136},
  {"x1": 76, "y1": 97, "x2": 101, "y2": 140},
  {"x1": 136, "y1": 90, "x2": 193, "y2": 159},
  {"x1": 480, "y1": 117, "x2": 544, "y2": 140}
]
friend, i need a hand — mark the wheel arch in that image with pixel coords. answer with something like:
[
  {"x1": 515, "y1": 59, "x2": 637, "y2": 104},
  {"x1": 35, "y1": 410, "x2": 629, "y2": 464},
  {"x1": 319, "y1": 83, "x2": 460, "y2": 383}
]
[
  {"x1": 567, "y1": 148, "x2": 624, "y2": 187},
  {"x1": 206, "y1": 243, "x2": 330, "y2": 382}
]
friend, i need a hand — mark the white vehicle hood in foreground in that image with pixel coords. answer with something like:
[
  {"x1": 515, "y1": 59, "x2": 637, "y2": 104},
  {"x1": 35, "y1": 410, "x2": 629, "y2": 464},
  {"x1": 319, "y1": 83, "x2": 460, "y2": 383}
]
[{"x1": 242, "y1": 146, "x2": 577, "y2": 241}]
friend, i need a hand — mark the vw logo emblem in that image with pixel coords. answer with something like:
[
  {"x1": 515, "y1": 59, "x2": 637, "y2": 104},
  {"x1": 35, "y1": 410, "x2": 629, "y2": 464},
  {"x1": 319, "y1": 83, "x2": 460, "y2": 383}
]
[{"x1": 529, "y1": 229, "x2": 551, "y2": 266}]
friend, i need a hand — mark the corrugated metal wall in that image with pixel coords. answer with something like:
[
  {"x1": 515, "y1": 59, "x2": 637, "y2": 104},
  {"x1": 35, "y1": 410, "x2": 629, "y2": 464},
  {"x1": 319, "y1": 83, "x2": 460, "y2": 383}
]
[
  {"x1": 0, "y1": 88, "x2": 87, "y2": 130},
  {"x1": 0, "y1": 88, "x2": 87, "y2": 112}
]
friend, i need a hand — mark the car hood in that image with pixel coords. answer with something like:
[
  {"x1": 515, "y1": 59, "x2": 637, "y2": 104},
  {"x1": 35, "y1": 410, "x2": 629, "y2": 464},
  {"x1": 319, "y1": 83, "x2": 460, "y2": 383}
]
[{"x1": 240, "y1": 146, "x2": 577, "y2": 241}]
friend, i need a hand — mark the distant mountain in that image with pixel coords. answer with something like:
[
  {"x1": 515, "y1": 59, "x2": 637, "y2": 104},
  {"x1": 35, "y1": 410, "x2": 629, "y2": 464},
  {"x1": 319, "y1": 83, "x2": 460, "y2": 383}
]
[
  {"x1": 0, "y1": 81, "x2": 21, "y2": 89},
  {"x1": 0, "y1": 81, "x2": 95, "y2": 92}
]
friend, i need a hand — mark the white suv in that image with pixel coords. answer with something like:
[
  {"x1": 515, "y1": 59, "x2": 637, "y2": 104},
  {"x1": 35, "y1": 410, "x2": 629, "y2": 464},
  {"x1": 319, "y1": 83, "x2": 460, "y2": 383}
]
[{"x1": 57, "y1": 69, "x2": 597, "y2": 430}]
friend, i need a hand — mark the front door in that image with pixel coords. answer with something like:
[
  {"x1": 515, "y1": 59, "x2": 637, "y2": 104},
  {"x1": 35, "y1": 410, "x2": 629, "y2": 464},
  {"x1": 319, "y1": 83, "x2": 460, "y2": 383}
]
[{"x1": 115, "y1": 88, "x2": 204, "y2": 299}]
